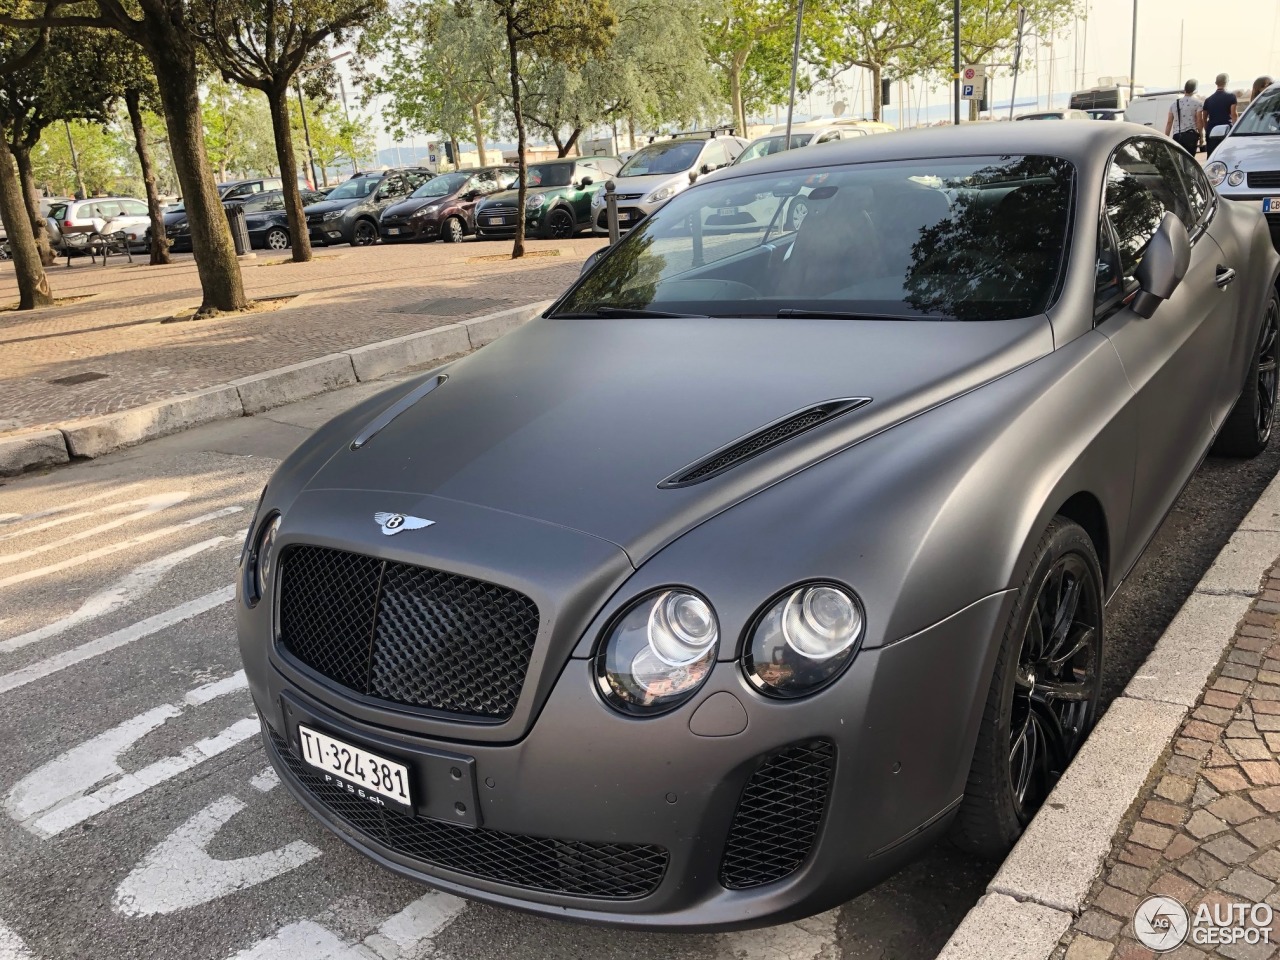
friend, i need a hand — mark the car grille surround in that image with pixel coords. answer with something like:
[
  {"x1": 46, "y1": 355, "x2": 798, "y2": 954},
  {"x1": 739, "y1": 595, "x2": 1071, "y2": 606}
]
[
  {"x1": 1248, "y1": 171, "x2": 1280, "y2": 188},
  {"x1": 267, "y1": 727, "x2": 669, "y2": 899},
  {"x1": 277, "y1": 545, "x2": 540, "y2": 720},
  {"x1": 719, "y1": 739, "x2": 835, "y2": 890}
]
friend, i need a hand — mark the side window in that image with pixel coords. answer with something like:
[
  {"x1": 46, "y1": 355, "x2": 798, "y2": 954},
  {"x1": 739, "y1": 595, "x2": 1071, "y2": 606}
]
[
  {"x1": 701, "y1": 142, "x2": 729, "y2": 170},
  {"x1": 403, "y1": 171, "x2": 428, "y2": 191},
  {"x1": 1167, "y1": 145, "x2": 1214, "y2": 227},
  {"x1": 1095, "y1": 222, "x2": 1123, "y2": 311},
  {"x1": 93, "y1": 201, "x2": 121, "y2": 219},
  {"x1": 1104, "y1": 139, "x2": 1192, "y2": 280},
  {"x1": 815, "y1": 130, "x2": 840, "y2": 144},
  {"x1": 121, "y1": 199, "x2": 148, "y2": 216}
]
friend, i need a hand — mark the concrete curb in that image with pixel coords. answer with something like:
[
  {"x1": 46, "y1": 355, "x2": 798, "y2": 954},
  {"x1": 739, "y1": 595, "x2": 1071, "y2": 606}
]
[
  {"x1": 936, "y1": 469, "x2": 1280, "y2": 960},
  {"x1": 0, "y1": 300, "x2": 550, "y2": 473}
]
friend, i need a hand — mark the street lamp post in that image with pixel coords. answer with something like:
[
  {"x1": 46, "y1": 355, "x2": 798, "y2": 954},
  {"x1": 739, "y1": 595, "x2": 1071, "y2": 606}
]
[
  {"x1": 1128, "y1": 0, "x2": 1138, "y2": 101},
  {"x1": 953, "y1": 0, "x2": 961, "y2": 125},
  {"x1": 782, "y1": 0, "x2": 805, "y2": 150}
]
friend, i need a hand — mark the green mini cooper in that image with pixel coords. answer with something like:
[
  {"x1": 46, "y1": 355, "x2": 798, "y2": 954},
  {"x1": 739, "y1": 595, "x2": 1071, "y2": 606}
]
[{"x1": 475, "y1": 156, "x2": 621, "y2": 239}]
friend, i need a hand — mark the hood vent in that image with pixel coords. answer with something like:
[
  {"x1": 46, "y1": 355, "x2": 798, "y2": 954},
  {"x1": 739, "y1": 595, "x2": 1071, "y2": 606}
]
[
  {"x1": 350, "y1": 374, "x2": 447, "y2": 450},
  {"x1": 659, "y1": 397, "x2": 871, "y2": 488}
]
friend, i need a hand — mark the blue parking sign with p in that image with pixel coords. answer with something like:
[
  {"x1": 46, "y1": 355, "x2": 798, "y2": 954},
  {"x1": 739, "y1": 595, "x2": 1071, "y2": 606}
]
[{"x1": 963, "y1": 84, "x2": 975, "y2": 98}]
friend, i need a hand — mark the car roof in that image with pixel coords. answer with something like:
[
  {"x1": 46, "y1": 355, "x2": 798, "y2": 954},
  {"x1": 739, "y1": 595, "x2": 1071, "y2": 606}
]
[{"x1": 707, "y1": 120, "x2": 1140, "y2": 182}]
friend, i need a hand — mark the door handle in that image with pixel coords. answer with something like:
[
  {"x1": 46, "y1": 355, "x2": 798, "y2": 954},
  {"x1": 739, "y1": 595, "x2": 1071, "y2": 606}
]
[{"x1": 1216, "y1": 265, "x2": 1237, "y2": 288}]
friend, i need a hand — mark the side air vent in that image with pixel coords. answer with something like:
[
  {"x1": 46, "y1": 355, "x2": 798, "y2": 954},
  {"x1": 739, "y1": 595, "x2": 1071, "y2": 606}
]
[{"x1": 659, "y1": 398, "x2": 870, "y2": 488}]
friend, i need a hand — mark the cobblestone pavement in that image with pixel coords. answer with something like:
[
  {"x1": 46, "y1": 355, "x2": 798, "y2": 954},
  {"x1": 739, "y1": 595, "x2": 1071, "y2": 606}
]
[
  {"x1": 0, "y1": 238, "x2": 604, "y2": 434},
  {"x1": 1058, "y1": 563, "x2": 1280, "y2": 960}
]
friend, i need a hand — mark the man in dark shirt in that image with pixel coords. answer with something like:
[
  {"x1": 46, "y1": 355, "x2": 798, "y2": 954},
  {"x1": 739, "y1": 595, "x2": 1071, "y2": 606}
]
[{"x1": 1202, "y1": 73, "x2": 1239, "y2": 156}]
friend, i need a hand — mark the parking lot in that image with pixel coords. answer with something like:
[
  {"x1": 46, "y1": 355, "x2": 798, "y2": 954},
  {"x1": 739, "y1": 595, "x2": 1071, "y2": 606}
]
[{"x1": 2, "y1": 233, "x2": 1280, "y2": 956}]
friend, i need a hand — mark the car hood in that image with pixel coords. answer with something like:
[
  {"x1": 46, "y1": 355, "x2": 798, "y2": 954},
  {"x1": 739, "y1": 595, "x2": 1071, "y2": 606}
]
[
  {"x1": 304, "y1": 197, "x2": 358, "y2": 215},
  {"x1": 482, "y1": 186, "x2": 569, "y2": 207},
  {"x1": 303, "y1": 314, "x2": 1053, "y2": 562},
  {"x1": 384, "y1": 197, "x2": 443, "y2": 218},
  {"x1": 1214, "y1": 135, "x2": 1280, "y2": 169},
  {"x1": 608, "y1": 173, "x2": 684, "y2": 194}
]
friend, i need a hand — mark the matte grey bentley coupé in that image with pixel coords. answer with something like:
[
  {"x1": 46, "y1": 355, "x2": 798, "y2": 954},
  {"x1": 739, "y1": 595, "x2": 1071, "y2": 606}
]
[{"x1": 238, "y1": 122, "x2": 1280, "y2": 929}]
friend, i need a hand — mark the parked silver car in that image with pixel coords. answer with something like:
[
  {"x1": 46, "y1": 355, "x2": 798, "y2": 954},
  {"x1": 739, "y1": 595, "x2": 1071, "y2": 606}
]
[
  {"x1": 46, "y1": 197, "x2": 151, "y2": 251},
  {"x1": 591, "y1": 134, "x2": 747, "y2": 234},
  {"x1": 1206, "y1": 81, "x2": 1280, "y2": 249}
]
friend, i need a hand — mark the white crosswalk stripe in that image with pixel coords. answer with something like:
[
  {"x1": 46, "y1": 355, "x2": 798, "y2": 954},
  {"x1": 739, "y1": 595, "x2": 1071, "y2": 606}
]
[
  {"x1": 0, "y1": 921, "x2": 34, "y2": 960},
  {"x1": 0, "y1": 491, "x2": 189, "y2": 565}
]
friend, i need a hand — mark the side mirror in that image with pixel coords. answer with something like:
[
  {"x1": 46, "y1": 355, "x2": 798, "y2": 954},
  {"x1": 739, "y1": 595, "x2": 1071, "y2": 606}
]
[
  {"x1": 700, "y1": 164, "x2": 711, "y2": 175},
  {"x1": 463, "y1": 190, "x2": 481, "y2": 201},
  {"x1": 1132, "y1": 212, "x2": 1191, "y2": 318},
  {"x1": 579, "y1": 176, "x2": 594, "y2": 189},
  {"x1": 580, "y1": 248, "x2": 606, "y2": 275},
  {"x1": 1210, "y1": 123, "x2": 1231, "y2": 139}
]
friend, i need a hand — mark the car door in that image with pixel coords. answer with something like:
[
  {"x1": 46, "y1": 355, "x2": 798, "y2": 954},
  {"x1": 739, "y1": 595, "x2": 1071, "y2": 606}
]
[
  {"x1": 569, "y1": 163, "x2": 598, "y2": 225},
  {"x1": 1094, "y1": 137, "x2": 1233, "y2": 559}
]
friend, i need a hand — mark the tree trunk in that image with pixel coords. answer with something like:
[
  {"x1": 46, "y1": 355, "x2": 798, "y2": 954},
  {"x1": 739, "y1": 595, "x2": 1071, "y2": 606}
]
[
  {"x1": 560, "y1": 128, "x2": 581, "y2": 157},
  {"x1": 126, "y1": 89, "x2": 170, "y2": 266},
  {"x1": 450, "y1": 136, "x2": 461, "y2": 170},
  {"x1": 627, "y1": 117, "x2": 636, "y2": 150},
  {"x1": 471, "y1": 101, "x2": 487, "y2": 166},
  {"x1": 505, "y1": 12, "x2": 525, "y2": 259},
  {"x1": 11, "y1": 140, "x2": 54, "y2": 267},
  {"x1": 730, "y1": 49, "x2": 749, "y2": 135},
  {"x1": 0, "y1": 131, "x2": 51, "y2": 309},
  {"x1": 146, "y1": 36, "x2": 247, "y2": 312},
  {"x1": 266, "y1": 86, "x2": 312, "y2": 264},
  {"x1": 871, "y1": 63, "x2": 883, "y2": 122}
]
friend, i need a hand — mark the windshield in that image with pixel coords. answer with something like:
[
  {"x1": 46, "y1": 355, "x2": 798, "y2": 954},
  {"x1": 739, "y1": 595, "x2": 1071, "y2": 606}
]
[
  {"x1": 325, "y1": 177, "x2": 379, "y2": 201},
  {"x1": 553, "y1": 155, "x2": 1074, "y2": 323},
  {"x1": 413, "y1": 172, "x2": 469, "y2": 198},
  {"x1": 618, "y1": 140, "x2": 704, "y2": 177},
  {"x1": 1233, "y1": 89, "x2": 1280, "y2": 134},
  {"x1": 524, "y1": 163, "x2": 574, "y2": 188},
  {"x1": 735, "y1": 135, "x2": 814, "y2": 165}
]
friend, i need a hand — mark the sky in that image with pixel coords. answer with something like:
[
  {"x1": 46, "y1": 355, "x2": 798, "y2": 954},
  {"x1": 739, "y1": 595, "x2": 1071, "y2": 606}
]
[{"x1": 352, "y1": 0, "x2": 1280, "y2": 157}]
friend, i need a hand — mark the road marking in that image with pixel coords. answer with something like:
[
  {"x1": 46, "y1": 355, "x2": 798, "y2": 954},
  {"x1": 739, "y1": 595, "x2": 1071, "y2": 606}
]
[
  {"x1": 0, "y1": 536, "x2": 235, "y2": 652},
  {"x1": 0, "y1": 482, "x2": 146, "y2": 535},
  {"x1": 0, "y1": 505, "x2": 243, "y2": 590},
  {"x1": 0, "y1": 586, "x2": 235, "y2": 696},
  {"x1": 6, "y1": 671, "x2": 249, "y2": 833},
  {"x1": 32, "y1": 716, "x2": 258, "y2": 838},
  {"x1": 0, "y1": 920, "x2": 34, "y2": 960},
  {"x1": 0, "y1": 491, "x2": 189, "y2": 564},
  {"x1": 249, "y1": 766, "x2": 280, "y2": 792},
  {"x1": 226, "y1": 892, "x2": 466, "y2": 960},
  {"x1": 715, "y1": 909, "x2": 840, "y2": 960},
  {"x1": 114, "y1": 794, "x2": 321, "y2": 916}
]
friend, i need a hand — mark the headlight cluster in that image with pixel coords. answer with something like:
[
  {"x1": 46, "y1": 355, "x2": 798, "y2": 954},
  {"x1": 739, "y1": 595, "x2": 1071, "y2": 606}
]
[
  {"x1": 1228, "y1": 170, "x2": 1245, "y2": 187},
  {"x1": 1206, "y1": 161, "x2": 1228, "y2": 186},
  {"x1": 243, "y1": 512, "x2": 281, "y2": 606},
  {"x1": 595, "y1": 581, "x2": 864, "y2": 714},
  {"x1": 525, "y1": 193, "x2": 546, "y2": 210},
  {"x1": 411, "y1": 204, "x2": 439, "y2": 219},
  {"x1": 321, "y1": 209, "x2": 345, "y2": 221},
  {"x1": 645, "y1": 183, "x2": 679, "y2": 204}
]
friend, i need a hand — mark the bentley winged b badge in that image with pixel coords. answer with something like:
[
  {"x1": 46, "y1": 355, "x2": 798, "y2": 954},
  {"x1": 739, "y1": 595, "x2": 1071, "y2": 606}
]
[{"x1": 374, "y1": 512, "x2": 435, "y2": 536}]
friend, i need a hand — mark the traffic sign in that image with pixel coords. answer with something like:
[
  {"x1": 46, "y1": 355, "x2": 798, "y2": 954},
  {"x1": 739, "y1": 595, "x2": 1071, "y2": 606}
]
[{"x1": 961, "y1": 77, "x2": 986, "y2": 100}]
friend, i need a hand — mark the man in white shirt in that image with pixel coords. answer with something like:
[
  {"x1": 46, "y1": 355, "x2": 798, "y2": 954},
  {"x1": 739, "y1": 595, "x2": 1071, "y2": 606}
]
[{"x1": 1165, "y1": 79, "x2": 1204, "y2": 155}]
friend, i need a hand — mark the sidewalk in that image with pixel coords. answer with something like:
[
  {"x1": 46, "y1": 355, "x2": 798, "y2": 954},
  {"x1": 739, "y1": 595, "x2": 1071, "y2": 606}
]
[
  {"x1": 0, "y1": 238, "x2": 602, "y2": 436},
  {"x1": 1058, "y1": 571, "x2": 1280, "y2": 960}
]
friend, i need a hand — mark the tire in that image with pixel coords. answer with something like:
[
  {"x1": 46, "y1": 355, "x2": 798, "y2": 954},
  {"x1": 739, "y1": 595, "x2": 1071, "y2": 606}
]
[
  {"x1": 351, "y1": 220, "x2": 378, "y2": 246},
  {"x1": 1212, "y1": 290, "x2": 1279, "y2": 457},
  {"x1": 441, "y1": 216, "x2": 465, "y2": 243},
  {"x1": 543, "y1": 207, "x2": 575, "y2": 240},
  {"x1": 264, "y1": 227, "x2": 290, "y2": 251},
  {"x1": 952, "y1": 517, "x2": 1105, "y2": 859},
  {"x1": 786, "y1": 197, "x2": 810, "y2": 231}
]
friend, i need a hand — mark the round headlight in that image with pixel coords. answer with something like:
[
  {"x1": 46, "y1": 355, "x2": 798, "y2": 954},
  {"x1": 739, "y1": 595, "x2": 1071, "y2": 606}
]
[
  {"x1": 1228, "y1": 170, "x2": 1246, "y2": 187},
  {"x1": 526, "y1": 193, "x2": 545, "y2": 210},
  {"x1": 246, "y1": 513, "x2": 281, "y2": 605},
  {"x1": 1206, "y1": 161, "x2": 1228, "y2": 186},
  {"x1": 745, "y1": 583, "x2": 864, "y2": 698},
  {"x1": 646, "y1": 184, "x2": 677, "y2": 204},
  {"x1": 596, "y1": 590, "x2": 718, "y2": 714}
]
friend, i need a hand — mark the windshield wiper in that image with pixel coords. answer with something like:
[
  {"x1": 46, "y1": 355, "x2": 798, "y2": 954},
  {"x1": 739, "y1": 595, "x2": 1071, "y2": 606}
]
[{"x1": 776, "y1": 308, "x2": 943, "y2": 321}]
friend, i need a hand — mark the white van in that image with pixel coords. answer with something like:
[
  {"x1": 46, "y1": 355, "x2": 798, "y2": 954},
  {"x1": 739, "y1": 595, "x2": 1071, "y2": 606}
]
[{"x1": 1123, "y1": 91, "x2": 1183, "y2": 130}]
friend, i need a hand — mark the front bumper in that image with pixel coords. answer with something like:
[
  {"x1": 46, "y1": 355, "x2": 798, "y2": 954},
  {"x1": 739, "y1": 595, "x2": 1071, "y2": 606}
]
[
  {"x1": 248, "y1": 558, "x2": 1009, "y2": 929},
  {"x1": 380, "y1": 217, "x2": 438, "y2": 241},
  {"x1": 1221, "y1": 190, "x2": 1280, "y2": 248},
  {"x1": 475, "y1": 209, "x2": 540, "y2": 238},
  {"x1": 591, "y1": 199, "x2": 655, "y2": 235},
  {"x1": 307, "y1": 219, "x2": 349, "y2": 244}
]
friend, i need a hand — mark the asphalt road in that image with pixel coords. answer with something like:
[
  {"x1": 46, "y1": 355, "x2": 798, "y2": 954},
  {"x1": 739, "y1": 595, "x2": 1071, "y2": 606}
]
[{"x1": 1, "y1": 370, "x2": 1277, "y2": 960}]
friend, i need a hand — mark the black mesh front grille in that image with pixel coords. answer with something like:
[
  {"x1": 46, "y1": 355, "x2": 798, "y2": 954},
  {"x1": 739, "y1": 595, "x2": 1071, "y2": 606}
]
[
  {"x1": 660, "y1": 399, "x2": 870, "y2": 488},
  {"x1": 1249, "y1": 171, "x2": 1280, "y2": 188},
  {"x1": 278, "y1": 546, "x2": 539, "y2": 720},
  {"x1": 719, "y1": 740, "x2": 835, "y2": 890},
  {"x1": 268, "y1": 727, "x2": 668, "y2": 898}
]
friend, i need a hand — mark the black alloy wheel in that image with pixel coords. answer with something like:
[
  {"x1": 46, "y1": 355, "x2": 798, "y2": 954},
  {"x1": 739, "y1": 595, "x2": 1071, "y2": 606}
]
[
  {"x1": 953, "y1": 517, "x2": 1104, "y2": 858},
  {"x1": 1212, "y1": 291, "x2": 1280, "y2": 457},
  {"x1": 1007, "y1": 552, "x2": 1101, "y2": 822},
  {"x1": 442, "y1": 216, "x2": 465, "y2": 243},
  {"x1": 351, "y1": 220, "x2": 378, "y2": 246},
  {"x1": 264, "y1": 227, "x2": 290, "y2": 251},
  {"x1": 545, "y1": 208, "x2": 575, "y2": 240}
]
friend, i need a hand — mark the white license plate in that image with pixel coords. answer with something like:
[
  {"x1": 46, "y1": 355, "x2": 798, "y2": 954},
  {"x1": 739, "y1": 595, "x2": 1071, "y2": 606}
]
[
  {"x1": 618, "y1": 212, "x2": 633, "y2": 222},
  {"x1": 718, "y1": 207, "x2": 738, "y2": 216},
  {"x1": 1265, "y1": 199, "x2": 1280, "y2": 213},
  {"x1": 487, "y1": 216, "x2": 504, "y2": 225},
  {"x1": 298, "y1": 725, "x2": 412, "y2": 807},
  {"x1": 386, "y1": 227, "x2": 400, "y2": 235}
]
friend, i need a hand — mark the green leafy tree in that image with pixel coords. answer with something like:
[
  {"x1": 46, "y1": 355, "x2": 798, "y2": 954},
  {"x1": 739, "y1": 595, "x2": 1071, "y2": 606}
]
[
  {"x1": 703, "y1": 0, "x2": 794, "y2": 135},
  {"x1": 194, "y1": 0, "x2": 386, "y2": 263},
  {"x1": 31, "y1": 118, "x2": 128, "y2": 194},
  {"x1": 459, "y1": 0, "x2": 617, "y2": 258},
  {"x1": 201, "y1": 80, "x2": 277, "y2": 180},
  {"x1": 959, "y1": 0, "x2": 1078, "y2": 119},
  {"x1": 294, "y1": 96, "x2": 374, "y2": 182},
  {"x1": 357, "y1": 1, "x2": 503, "y2": 166}
]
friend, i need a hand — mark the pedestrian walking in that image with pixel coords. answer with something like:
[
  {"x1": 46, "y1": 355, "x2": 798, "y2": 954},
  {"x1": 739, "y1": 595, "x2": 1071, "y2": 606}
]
[
  {"x1": 1202, "y1": 72, "x2": 1239, "y2": 156},
  {"x1": 1166, "y1": 79, "x2": 1203, "y2": 156}
]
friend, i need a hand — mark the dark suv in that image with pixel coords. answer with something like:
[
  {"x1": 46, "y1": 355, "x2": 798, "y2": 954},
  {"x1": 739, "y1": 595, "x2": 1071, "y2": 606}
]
[
  {"x1": 475, "y1": 157, "x2": 620, "y2": 239},
  {"x1": 303, "y1": 167, "x2": 432, "y2": 246},
  {"x1": 380, "y1": 166, "x2": 518, "y2": 243}
]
